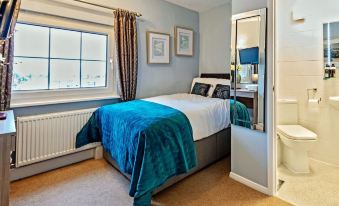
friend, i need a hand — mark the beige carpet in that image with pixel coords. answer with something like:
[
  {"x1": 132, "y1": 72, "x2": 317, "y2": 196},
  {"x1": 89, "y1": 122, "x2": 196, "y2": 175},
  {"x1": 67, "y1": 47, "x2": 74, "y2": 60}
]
[
  {"x1": 10, "y1": 158, "x2": 290, "y2": 206},
  {"x1": 278, "y1": 159, "x2": 339, "y2": 206}
]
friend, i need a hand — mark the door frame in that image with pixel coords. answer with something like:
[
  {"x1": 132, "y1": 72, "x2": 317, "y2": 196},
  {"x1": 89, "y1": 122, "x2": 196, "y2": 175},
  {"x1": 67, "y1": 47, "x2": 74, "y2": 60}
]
[{"x1": 267, "y1": 0, "x2": 277, "y2": 196}]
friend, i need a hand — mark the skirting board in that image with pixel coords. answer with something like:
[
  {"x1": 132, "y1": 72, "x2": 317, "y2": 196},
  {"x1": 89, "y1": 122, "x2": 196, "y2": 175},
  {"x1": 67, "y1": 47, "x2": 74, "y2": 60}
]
[
  {"x1": 10, "y1": 147, "x2": 101, "y2": 182},
  {"x1": 229, "y1": 172, "x2": 270, "y2": 195}
]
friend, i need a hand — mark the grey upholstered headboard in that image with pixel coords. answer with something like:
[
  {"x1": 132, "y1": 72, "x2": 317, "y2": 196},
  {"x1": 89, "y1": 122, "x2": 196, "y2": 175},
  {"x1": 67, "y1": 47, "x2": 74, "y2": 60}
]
[{"x1": 200, "y1": 73, "x2": 231, "y2": 80}]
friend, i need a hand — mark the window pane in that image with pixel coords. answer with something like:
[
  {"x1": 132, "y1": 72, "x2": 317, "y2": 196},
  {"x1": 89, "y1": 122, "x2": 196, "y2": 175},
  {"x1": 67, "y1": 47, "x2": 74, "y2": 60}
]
[
  {"x1": 81, "y1": 61, "x2": 106, "y2": 87},
  {"x1": 82, "y1": 33, "x2": 107, "y2": 61},
  {"x1": 50, "y1": 60, "x2": 80, "y2": 89},
  {"x1": 13, "y1": 23, "x2": 108, "y2": 92},
  {"x1": 13, "y1": 57, "x2": 49, "y2": 91},
  {"x1": 14, "y1": 24, "x2": 49, "y2": 57},
  {"x1": 50, "y1": 28, "x2": 81, "y2": 59}
]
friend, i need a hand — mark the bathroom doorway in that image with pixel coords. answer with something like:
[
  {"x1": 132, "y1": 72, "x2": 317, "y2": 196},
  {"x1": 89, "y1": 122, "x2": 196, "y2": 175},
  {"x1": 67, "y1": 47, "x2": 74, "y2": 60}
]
[{"x1": 275, "y1": 0, "x2": 339, "y2": 205}]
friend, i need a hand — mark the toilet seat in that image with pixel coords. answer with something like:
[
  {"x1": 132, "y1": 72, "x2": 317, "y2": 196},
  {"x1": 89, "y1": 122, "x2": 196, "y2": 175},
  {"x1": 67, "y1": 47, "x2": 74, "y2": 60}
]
[{"x1": 277, "y1": 125, "x2": 317, "y2": 140}]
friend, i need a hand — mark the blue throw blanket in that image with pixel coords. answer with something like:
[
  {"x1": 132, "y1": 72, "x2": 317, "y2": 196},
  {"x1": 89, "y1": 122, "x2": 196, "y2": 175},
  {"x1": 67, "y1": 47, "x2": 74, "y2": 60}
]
[
  {"x1": 230, "y1": 99, "x2": 251, "y2": 129},
  {"x1": 76, "y1": 100, "x2": 197, "y2": 206}
]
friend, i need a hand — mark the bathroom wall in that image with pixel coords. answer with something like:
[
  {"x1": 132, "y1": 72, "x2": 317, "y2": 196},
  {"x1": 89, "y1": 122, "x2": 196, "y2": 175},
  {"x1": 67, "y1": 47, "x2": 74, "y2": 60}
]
[{"x1": 276, "y1": 0, "x2": 339, "y2": 166}]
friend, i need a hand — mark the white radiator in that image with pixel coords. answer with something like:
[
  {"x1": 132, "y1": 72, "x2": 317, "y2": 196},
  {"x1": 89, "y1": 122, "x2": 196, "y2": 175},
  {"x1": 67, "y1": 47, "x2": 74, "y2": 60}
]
[{"x1": 16, "y1": 108, "x2": 97, "y2": 167}]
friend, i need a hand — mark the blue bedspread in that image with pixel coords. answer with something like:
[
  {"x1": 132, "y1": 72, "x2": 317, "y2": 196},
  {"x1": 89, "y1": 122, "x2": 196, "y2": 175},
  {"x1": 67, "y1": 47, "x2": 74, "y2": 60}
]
[
  {"x1": 76, "y1": 100, "x2": 197, "y2": 206},
  {"x1": 230, "y1": 99, "x2": 252, "y2": 129}
]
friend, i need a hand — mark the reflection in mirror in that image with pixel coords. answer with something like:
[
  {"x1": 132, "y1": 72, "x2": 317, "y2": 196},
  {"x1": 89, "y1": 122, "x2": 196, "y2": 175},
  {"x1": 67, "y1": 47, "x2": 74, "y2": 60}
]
[
  {"x1": 231, "y1": 8, "x2": 266, "y2": 132},
  {"x1": 237, "y1": 16, "x2": 260, "y2": 84},
  {"x1": 323, "y1": 22, "x2": 339, "y2": 79}
]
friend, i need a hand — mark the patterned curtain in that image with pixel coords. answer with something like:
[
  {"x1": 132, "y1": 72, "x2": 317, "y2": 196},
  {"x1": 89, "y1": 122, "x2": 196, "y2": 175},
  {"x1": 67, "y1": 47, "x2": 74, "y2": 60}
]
[
  {"x1": 0, "y1": 0, "x2": 21, "y2": 111},
  {"x1": 113, "y1": 9, "x2": 138, "y2": 102}
]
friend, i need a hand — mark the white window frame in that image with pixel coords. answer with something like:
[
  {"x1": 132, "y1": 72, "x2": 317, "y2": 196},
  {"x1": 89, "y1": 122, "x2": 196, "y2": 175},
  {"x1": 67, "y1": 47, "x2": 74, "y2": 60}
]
[{"x1": 11, "y1": 13, "x2": 118, "y2": 108}]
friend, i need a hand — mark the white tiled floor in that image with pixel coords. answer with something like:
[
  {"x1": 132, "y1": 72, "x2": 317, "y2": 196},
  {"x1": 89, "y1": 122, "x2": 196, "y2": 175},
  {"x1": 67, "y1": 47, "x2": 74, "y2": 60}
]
[{"x1": 278, "y1": 159, "x2": 339, "y2": 206}]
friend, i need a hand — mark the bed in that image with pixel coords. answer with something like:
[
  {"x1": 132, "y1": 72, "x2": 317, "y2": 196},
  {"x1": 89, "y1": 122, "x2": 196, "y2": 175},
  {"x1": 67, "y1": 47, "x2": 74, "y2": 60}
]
[
  {"x1": 76, "y1": 73, "x2": 231, "y2": 206},
  {"x1": 230, "y1": 99, "x2": 251, "y2": 128}
]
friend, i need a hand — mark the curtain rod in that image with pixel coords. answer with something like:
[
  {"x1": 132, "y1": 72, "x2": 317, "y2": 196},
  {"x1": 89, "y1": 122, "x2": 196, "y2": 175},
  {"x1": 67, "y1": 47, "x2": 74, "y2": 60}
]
[{"x1": 73, "y1": 0, "x2": 142, "y2": 17}]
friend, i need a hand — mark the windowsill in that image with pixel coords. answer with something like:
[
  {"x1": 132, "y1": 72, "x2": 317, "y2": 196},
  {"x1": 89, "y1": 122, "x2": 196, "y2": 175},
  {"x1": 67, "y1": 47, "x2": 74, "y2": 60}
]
[{"x1": 10, "y1": 94, "x2": 120, "y2": 108}]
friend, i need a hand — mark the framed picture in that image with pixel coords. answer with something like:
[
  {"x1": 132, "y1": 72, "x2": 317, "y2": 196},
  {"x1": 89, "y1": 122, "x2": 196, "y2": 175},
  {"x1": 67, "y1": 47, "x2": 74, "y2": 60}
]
[
  {"x1": 147, "y1": 31, "x2": 170, "y2": 64},
  {"x1": 175, "y1": 26, "x2": 194, "y2": 56}
]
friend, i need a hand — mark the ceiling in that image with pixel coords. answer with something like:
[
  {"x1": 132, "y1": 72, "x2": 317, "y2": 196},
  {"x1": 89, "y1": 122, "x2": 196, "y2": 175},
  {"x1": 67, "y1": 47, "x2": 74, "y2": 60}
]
[{"x1": 164, "y1": 0, "x2": 231, "y2": 12}]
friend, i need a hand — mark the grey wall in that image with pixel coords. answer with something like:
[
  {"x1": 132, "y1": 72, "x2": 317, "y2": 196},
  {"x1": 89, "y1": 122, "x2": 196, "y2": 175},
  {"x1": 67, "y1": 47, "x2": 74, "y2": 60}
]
[
  {"x1": 231, "y1": 126, "x2": 268, "y2": 185},
  {"x1": 199, "y1": 3, "x2": 232, "y2": 74},
  {"x1": 231, "y1": 0, "x2": 273, "y2": 190},
  {"x1": 13, "y1": 0, "x2": 200, "y2": 116},
  {"x1": 105, "y1": 0, "x2": 200, "y2": 99},
  {"x1": 232, "y1": 0, "x2": 267, "y2": 14},
  {"x1": 91, "y1": 0, "x2": 200, "y2": 99}
]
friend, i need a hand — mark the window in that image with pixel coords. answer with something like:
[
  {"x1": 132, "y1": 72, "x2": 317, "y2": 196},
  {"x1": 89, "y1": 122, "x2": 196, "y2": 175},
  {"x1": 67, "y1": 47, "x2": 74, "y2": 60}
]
[{"x1": 13, "y1": 23, "x2": 108, "y2": 91}]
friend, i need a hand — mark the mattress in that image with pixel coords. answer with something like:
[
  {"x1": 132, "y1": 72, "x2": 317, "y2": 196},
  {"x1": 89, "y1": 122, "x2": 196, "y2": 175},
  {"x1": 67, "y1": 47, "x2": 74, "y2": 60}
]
[{"x1": 144, "y1": 93, "x2": 230, "y2": 141}]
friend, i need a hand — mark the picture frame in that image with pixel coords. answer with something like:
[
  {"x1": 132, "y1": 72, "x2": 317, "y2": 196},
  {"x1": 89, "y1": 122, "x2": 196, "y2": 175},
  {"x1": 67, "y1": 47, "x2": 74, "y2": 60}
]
[
  {"x1": 146, "y1": 31, "x2": 170, "y2": 64},
  {"x1": 175, "y1": 26, "x2": 194, "y2": 56}
]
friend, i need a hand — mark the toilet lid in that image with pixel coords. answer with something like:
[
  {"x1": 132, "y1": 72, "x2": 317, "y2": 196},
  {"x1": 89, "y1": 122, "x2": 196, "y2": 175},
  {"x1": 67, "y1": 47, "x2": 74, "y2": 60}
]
[{"x1": 277, "y1": 125, "x2": 317, "y2": 140}]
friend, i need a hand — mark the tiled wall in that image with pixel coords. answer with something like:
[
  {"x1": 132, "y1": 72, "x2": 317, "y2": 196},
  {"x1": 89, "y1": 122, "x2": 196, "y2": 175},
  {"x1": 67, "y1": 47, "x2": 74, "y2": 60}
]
[{"x1": 277, "y1": 0, "x2": 339, "y2": 166}]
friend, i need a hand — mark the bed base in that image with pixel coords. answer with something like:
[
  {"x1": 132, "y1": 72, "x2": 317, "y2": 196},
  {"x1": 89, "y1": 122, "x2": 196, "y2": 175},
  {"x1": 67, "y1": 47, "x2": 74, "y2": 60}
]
[{"x1": 103, "y1": 126, "x2": 231, "y2": 195}]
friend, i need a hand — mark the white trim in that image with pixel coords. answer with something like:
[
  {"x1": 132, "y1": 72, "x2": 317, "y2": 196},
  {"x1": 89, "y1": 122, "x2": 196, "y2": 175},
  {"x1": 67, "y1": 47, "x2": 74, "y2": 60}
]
[
  {"x1": 267, "y1": 0, "x2": 278, "y2": 196},
  {"x1": 232, "y1": 9, "x2": 263, "y2": 21},
  {"x1": 230, "y1": 172, "x2": 270, "y2": 195},
  {"x1": 10, "y1": 94, "x2": 120, "y2": 108},
  {"x1": 267, "y1": 0, "x2": 277, "y2": 196}
]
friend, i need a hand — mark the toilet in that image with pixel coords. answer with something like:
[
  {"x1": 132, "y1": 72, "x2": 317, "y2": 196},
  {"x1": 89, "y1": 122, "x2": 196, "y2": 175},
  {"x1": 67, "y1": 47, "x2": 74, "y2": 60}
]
[{"x1": 277, "y1": 100, "x2": 318, "y2": 174}]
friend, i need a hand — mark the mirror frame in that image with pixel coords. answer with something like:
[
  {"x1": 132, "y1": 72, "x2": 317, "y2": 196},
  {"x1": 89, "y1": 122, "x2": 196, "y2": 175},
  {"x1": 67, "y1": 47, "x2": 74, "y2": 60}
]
[{"x1": 231, "y1": 8, "x2": 267, "y2": 132}]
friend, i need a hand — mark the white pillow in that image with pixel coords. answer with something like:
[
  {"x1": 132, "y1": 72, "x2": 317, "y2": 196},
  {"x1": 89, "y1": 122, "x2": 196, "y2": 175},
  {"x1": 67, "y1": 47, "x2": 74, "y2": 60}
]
[{"x1": 191, "y1": 78, "x2": 231, "y2": 97}]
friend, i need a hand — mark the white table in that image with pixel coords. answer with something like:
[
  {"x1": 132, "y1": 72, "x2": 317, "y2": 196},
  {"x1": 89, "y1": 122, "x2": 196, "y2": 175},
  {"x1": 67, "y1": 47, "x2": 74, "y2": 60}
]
[{"x1": 0, "y1": 111, "x2": 15, "y2": 206}]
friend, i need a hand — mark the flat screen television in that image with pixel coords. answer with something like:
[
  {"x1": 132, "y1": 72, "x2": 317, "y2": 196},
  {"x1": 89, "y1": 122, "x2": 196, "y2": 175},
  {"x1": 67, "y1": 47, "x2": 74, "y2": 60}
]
[
  {"x1": 239, "y1": 47, "x2": 259, "y2": 65},
  {"x1": 0, "y1": 0, "x2": 19, "y2": 40}
]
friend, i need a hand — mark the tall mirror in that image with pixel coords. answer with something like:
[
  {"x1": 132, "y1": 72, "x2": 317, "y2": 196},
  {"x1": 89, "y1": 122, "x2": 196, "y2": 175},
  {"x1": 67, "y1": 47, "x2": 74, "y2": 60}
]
[{"x1": 231, "y1": 8, "x2": 267, "y2": 132}]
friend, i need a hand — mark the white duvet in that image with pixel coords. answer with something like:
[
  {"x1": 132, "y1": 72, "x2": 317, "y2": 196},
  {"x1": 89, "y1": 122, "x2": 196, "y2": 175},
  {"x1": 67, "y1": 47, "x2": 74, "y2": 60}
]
[{"x1": 144, "y1": 93, "x2": 230, "y2": 141}]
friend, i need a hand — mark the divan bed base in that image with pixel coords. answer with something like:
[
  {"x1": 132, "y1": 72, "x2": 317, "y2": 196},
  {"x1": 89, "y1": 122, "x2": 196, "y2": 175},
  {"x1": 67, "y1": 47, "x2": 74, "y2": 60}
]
[{"x1": 103, "y1": 126, "x2": 231, "y2": 195}]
